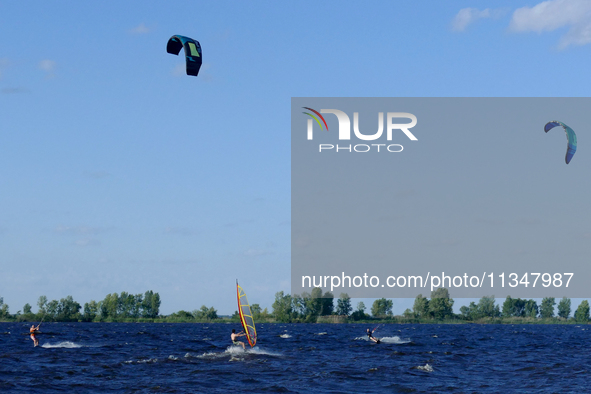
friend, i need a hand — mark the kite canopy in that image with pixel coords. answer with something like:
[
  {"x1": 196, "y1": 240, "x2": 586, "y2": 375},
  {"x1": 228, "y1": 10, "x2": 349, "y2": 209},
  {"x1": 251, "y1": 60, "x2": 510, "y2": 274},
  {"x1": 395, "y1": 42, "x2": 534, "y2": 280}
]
[
  {"x1": 236, "y1": 282, "x2": 257, "y2": 348},
  {"x1": 544, "y1": 121, "x2": 577, "y2": 164},
  {"x1": 166, "y1": 35, "x2": 202, "y2": 76}
]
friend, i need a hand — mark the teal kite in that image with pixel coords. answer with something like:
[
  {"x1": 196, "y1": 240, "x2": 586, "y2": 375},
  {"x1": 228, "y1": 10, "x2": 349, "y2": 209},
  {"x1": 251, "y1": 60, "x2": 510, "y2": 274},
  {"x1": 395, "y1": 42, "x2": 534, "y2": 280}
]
[{"x1": 544, "y1": 121, "x2": 577, "y2": 164}]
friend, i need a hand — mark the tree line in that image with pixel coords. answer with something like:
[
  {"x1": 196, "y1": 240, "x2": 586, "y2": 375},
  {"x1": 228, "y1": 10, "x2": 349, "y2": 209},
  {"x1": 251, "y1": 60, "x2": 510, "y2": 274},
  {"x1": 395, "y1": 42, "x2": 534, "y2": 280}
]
[
  {"x1": 269, "y1": 288, "x2": 591, "y2": 323},
  {"x1": 0, "y1": 291, "x2": 162, "y2": 322},
  {"x1": 1, "y1": 288, "x2": 590, "y2": 323}
]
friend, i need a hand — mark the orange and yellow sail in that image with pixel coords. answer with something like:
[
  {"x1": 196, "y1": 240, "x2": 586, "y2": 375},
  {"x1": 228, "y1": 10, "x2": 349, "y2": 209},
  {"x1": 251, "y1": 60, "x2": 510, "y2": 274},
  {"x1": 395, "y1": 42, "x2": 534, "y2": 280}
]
[{"x1": 236, "y1": 281, "x2": 257, "y2": 347}]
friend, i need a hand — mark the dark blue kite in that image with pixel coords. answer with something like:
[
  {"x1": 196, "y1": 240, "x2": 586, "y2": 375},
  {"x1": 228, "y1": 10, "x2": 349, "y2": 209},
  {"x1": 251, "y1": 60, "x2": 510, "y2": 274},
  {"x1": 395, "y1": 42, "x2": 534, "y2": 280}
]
[{"x1": 166, "y1": 35, "x2": 202, "y2": 76}]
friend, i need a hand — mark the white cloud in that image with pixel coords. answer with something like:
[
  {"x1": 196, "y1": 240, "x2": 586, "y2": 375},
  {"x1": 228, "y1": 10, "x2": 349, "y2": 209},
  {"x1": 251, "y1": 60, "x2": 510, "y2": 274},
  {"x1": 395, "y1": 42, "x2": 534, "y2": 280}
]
[
  {"x1": 38, "y1": 59, "x2": 55, "y2": 72},
  {"x1": 130, "y1": 23, "x2": 151, "y2": 34},
  {"x1": 172, "y1": 63, "x2": 186, "y2": 76},
  {"x1": 39, "y1": 59, "x2": 56, "y2": 78},
  {"x1": 510, "y1": 0, "x2": 591, "y2": 48},
  {"x1": 452, "y1": 8, "x2": 493, "y2": 31}
]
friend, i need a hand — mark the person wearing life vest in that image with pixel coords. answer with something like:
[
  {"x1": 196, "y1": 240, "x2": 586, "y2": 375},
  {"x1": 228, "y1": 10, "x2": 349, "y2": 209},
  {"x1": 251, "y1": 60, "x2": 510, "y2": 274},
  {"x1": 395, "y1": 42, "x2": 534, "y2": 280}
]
[{"x1": 30, "y1": 324, "x2": 40, "y2": 347}]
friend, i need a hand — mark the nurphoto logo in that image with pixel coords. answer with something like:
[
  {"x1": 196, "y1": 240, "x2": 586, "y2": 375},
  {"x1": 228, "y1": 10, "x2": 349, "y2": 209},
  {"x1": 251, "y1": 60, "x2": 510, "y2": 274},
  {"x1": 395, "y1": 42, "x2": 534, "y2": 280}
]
[{"x1": 302, "y1": 107, "x2": 418, "y2": 153}]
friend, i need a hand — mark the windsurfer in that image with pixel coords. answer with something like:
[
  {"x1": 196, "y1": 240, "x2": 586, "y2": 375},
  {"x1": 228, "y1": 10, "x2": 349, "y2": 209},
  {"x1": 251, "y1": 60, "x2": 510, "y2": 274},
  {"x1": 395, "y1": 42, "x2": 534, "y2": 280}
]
[
  {"x1": 231, "y1": 328, "x2": 246, "y2": 349},
  {"x1": 30, "y1": 324, "x2": 40, "y2": 347},
  {"x1": 366, "y1": 328, "x2": 380, "y2": 344}
]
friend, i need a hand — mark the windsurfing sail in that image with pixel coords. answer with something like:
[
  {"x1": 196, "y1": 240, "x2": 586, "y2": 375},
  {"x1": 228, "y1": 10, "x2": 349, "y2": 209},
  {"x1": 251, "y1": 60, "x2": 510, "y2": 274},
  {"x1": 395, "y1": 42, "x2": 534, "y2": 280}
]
[{"x1": 236, "y1": 281, "x2": 257, "y2": 347}]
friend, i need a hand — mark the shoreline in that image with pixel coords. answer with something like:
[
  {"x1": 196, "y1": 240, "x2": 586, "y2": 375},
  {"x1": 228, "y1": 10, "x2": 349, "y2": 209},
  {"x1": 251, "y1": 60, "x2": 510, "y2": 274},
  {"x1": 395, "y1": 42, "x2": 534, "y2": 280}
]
[{"x1": 1, "y1": 316, "x2": 587, "y2": 325}]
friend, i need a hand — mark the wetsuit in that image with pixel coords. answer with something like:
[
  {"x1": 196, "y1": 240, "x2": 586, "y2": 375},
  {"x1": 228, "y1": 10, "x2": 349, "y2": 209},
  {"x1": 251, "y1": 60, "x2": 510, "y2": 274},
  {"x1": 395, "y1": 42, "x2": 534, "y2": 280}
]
[{"x1": 367, "y1": 330, "x2": 380, "y2": 343}]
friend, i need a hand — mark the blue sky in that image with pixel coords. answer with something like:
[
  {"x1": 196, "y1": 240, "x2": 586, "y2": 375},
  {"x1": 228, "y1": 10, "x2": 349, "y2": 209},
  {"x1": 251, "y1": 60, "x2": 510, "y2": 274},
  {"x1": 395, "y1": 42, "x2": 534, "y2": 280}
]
[{"x1": 1, "y1": 1, "x2": 590, "y2": 315}]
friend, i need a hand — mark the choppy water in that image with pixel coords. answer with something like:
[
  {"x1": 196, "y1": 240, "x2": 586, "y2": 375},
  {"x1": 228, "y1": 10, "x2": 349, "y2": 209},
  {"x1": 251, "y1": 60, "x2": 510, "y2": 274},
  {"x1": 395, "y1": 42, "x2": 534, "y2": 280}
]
[{"x1": 1, "y1": 322, "x2": 590, "y2": 393}]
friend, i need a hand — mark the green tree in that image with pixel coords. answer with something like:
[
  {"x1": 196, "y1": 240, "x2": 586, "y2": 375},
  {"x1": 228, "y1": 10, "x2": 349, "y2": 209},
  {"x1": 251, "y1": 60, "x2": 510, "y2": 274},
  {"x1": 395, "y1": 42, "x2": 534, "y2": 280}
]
[
  {"x1": 429, "y1": 288, "x2": 454, "y2": 320},
  {"x1": 102, "y1": 293, "x2": 120, "y2": 318},
  {"x1": 46, "y1": 300, "x2": 59, "y2": 320},
  {"x1": 413, "y1": 294, "x2": 429, "y2": 318},
  {"x1": 131, "y1": 293, "x2": 143, "y2": 318},
  {"x1": 477, "y1": 296, "x2": 500, "y2": 318},
  {"x1": 23, "y1": 303, "x2": 32, "y2": 315},
  {"x1": 320, "y1": 291, "x2": 334, "y2": 316},
  {"x1": 83, "y1": 300, "x2": 98, "y2": 322},
  {"x1": 336, "y1": 293, "x2": 352, "y2": 316},
  {"x1": 291, "y1": 293, "x2": 306, "y2": 318},
  {"x1": 0, "y1": 297, "x2": 8, "y2": 319},
  {"x1": 574, "y1": 300, "x2": 590, "y2": 323},
  {"x1": 142, "y1": 290, "x2": 161, "y2": 318},
  {"x1": 272, "y1": 291, "x2": 293, "y2": 322},
  {"x1": 171, "y1": 310, "x2": 193, "y2": 320},
  {"x1": 523, "y1": 299, "x2": 538, "y2": 318},
  {"x1": 294, "y1": 288, "x2": 328, "y2": 321},
  {"x1": 350, "y1": 302, "x2": 367, "y2": 321},
  {"x1": 501, "y1": 296, "x2": 514, "y2": 317},
  {"x1": 371, "y1": 298, "x2": 393, "y2": 317},
  {"x1": 57, "y1": 295, "x2": 81, "y2": 321},
  {"x1": 118, "y1": 292, "x2": 134, "y2": 317},
  {"x1": 193, "y1": 306, "x2": 218, "y2": 320},
  {"x1": 557, "y1": 297, "x2": 571, "y2": 319},
  {"x1": 37, "y1": 295, "x2": 48, "y2": 315},
  {"x1": 540, "y1": 297, "x2": 556, "y2": 319},
  {"x1": 251, "y1": 303, "x2": 262, "y2": 320},
  {"x1": 309, "y1": 287, "x2": 323, "y2": 317},
  {"x1": 357, "y1": 302, "x2": 366, "y2": 313},
  {"x1": 460, "y1": 302, "x2": 479, "y2": 320},
  {"x1": 502, "y1": 296, "x2": 526, "y2": 317}
]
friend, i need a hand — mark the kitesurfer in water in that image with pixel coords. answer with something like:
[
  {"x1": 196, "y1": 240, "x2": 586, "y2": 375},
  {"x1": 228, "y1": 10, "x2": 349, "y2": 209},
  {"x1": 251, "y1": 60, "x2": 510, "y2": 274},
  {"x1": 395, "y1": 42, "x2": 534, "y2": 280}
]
[
  {"x1": 366, "y1": 327, "x2": 380, "y2": 344},
  {"x1": 231, "y1": 329, "x2": 246, "y2": 349},
  {"x1": 30, "y1": 324, "x2": 40, "y2": 347}
]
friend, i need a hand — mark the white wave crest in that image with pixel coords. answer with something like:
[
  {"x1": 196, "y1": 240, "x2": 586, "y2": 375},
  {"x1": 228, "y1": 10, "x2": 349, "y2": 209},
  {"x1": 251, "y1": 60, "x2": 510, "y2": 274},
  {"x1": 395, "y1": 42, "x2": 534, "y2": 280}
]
[
  {"x1": 354, "y1": 336, "x2": 410, "y2": 344},
  {"x1": 280, "y1": 334, "x2": 292, "y2": 338},
  {"x1": 188, "y1": 345, "x2": 282, "y2": 360},
  {"x1": 380, "y1": 336, "x2": 411, "y2": 344},
  {"x1": 415, "y1": 363, "x2": 434, "y2": 372},
  {"x1": 247, "y1": 346, "x2": 282, "y2": 357},
  {"x1": 123, "y1": 358, "x2": 158, "y2": 364},
  {"x1": 41, "y1": 341, "x2": 82, "y2": 348}
]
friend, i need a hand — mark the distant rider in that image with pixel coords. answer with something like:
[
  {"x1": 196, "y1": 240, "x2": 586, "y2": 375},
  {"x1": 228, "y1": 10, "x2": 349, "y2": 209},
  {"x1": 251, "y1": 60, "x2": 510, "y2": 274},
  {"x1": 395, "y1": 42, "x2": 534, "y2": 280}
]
[
  {"x1": 231, "y1": 328, "x2": 246, "y2": 349},
  {"x1": 30, "y1": 324, "x2": 40, "y2": 347},
  {"x1": 366, "y1": 327, "x2": 379, "y2": 343}
]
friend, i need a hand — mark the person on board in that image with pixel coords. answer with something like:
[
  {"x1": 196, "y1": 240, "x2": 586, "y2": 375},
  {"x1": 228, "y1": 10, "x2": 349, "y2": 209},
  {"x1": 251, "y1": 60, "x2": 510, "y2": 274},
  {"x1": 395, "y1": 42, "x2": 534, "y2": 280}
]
[
  {"x1": 231, "y1": 329, "x2": 246, "y2": 349},
  {"x1": 30, "y1": 324, "x2": 41, "y2": 347},
  {"x1": 366, "y1": 327, "x2": 380, "y2": 344}
]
